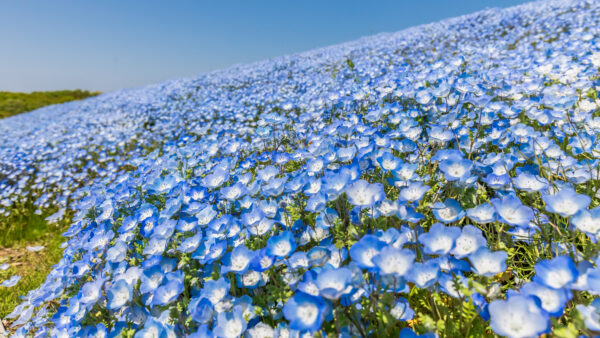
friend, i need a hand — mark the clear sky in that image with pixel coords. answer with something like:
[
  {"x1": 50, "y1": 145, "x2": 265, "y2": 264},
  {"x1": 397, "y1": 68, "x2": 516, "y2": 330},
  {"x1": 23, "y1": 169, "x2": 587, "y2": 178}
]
[{"x1": 0, "y1": 0, "x2": 532, "y2": 93}]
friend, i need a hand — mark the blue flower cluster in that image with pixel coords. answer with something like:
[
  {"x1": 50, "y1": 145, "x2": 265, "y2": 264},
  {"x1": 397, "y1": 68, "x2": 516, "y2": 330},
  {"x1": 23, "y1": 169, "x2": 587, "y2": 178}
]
[{"x1": 2, "y1": 0, "x2": 600, "y2": 337}]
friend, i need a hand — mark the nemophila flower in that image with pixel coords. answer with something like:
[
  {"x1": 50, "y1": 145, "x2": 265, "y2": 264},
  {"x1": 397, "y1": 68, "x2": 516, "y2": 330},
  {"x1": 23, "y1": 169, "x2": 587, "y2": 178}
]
[
  {"x1": 152, "y1": 277, "x2": 184, "y2": 306},
  {"x1": 576, "y1": 299, "x2": 600, "y2": 331},
  {"x1": 468, "y1": 248, "x2": 507, "y2": 277},
  {"x1": 147, "y1": 175, "x2": 177, "y2": 195},
  {"x1": 106, "y1": 241, "x2": 127, "y2": 263},
  {"x1": 220, "y1": 182, "x2": 247, "y2": 201},
  {"x1": 390, "y1": 298, "x2": 415, "y2": 321},
  {"x1": 266, "y1": 231, "x2": 296, "y2": 259},
  {"x1": 431, "y1": 199, "x2": 465, "y2": 224},
  {"x1": 213, "y1": 306, "x2": 247, "y2": 338},
  {"x1": 304, "y1": 177, "x2": 322, "y2": 196},
  {"x1": 283, "y1": 292, "x2": 327, "y2": 332},
  {"x1": 238, "y1": 269, "x2": 264, "y2": 289},
  {"x1": 79, "y1": 278, "x2": 104, "y2": 306},
  {"x1": 202, "y1": 168, "x2": 229, "y2": 189},
  {"x1": 482, "y1": 173, "x2": 511, "y2": 189},
  {"x1": 322, "y1": 171, "x2": 351, "y2": 197},
  {"x1": 306, "y1": 193, "x2": 327, "y2": 213},
  {"x1": 345, "y1": 179, "x2": 385, "y2": 208},
  {"x1": 308, "y1": 246, "x2": 331, "y2": 266},
  {"x1": 399, "y1": 182, "x2": 430, "y2": 202},
  {"x1": 419, "y1": 223, "x2": 461, "y2": 255},
  {"x1": 337, "y1": 146, "x2": 357, "y2": 162},
  {"x1": 377, "y1": 151, "x2": 402, "y2": 171},
  {"x1": 391, "y1": 162, "x2": 419, "y2": 183},
  {"x1": 372, "y1": 246, "x2": 415, "y2": 276},
  {"x1": 316, "y1": 267, "x2": 353, "y2": 300},
  {"x1": 251, "y1": 248, "x2": 276, "y2": 272},
  {"x1": 466, "y1": 203, "x2": 496, "y2": 224},
  {"x1": 135, "y1": 317, "x2": 169, "y2": 338},
  {"x1": 451, "y1": 225, "x2": 487, "y2": 258},
  {"x1": 399, "y1": 327, "x2": 436, "y2": 338},
  {"x1": 188, "y1": 297, "x2": 213, "y2": 324},
  {"x1": 349, "y1": 235, "x2": 387, "y2": 270},
  {"x1": 438, "y1": 155, "x2": 473, "y2": 182},
  {"x1": 513, "y1": 172, "x2": 548, "y2": 192},
  {"x1": 519, "y1": 281, "x2": 572, "y2": 317},
  {"x1": 200, "y1": 277, "x2": 230, "y2": 305},
  {"x1": 489, "y1": 295, "x2": 550, "y2": 338},
  {"x1": 196, "y1": 204, "x2": 218, "y2": 226},
  {"x1": 439, "y1": 273, "x2": 468, "y2": 298},
  {"x1": 408, "y1": 260, "x2": 440, "y2": 288},
  {"x1": 143, "y1": 236, "x2": 168, "y2": 256},
  {"x1": 572, "y1": 207, "x2": 600, "y2": 236},
  {"x1": 1, "y1": 275, "x2": 21, "y2": 287},
  {"x1": 0, "y1": 263, "x2": 9, "y2": 271},
  {"x1": 534, "y1": 256, "x2": 578, "y2": 289},
  {"x1": 140, "y1": 265, "x2": 164, "y2": 294},
  {"x1": 315, "y1": 208, "x2": 339, "y2": 228},
  {"x1": 491, "y1": 194, "x2": 534, "y2": 227},
  {"x1": 221, "y1": 245, "x2": 256, "y2": 274},
  {"x1": 26, "y1": 245, "x2": 44, "y2": 252},
  {"x1": 543, "y1": 188, "x2": 591, "y2": 217},
  {"x1": 106, "y1": 279, "x2": 132, "y2": 309}
]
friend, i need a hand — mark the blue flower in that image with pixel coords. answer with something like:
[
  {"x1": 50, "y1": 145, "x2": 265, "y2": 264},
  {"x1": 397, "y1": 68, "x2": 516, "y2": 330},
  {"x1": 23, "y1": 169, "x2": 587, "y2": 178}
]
[
  {"x1": 513, "y1": 172, "x2": 548, "y2": 192},
  {"x1": 316, "y1": 267, "x2": 353, "y2": 300},
  {"x1": 468, "y1": 248, "x2": 507, "y2": 277},
  {"x1": 106, "y1": 280, "x2": 132, "y2": 310},
  {"x1": 151, "y1": 274, "x2": 184, "y2": 306},
  {"x1": 79, "y1": 278, "x2": 104, "y2": 307},
  {"x1": 372, "y1": 246, "x2": 415, "y2": 276},
  {"x1": 438, "y1": 155, "x2": 473, "y2": 182},
  {"x1": 188, "y1": 297, "x2": 213, "y2": 324},
  {"x1": 399, "y1": 182, "x2": 430, "y2": 202},
  {"x1": 572, "y1": 207, "x2": 600, "y2": 236},
  {"x1": 431, "y1": 199, "x2": 465, "y2": 224},
  {"x1": 140, "y1": 265, "x2": 164, "y2": 294},
  {"x1": 345, "y1": 179, "x2": 385, "y2": 208},
  {"x1": 283, "y1": 292, "x2": 327, "y2": 332},
  {"x1": 576, "y1": 299, "x2": 600, "y2": 331},
  {"x1": 0, "y1": 275, "x2": 21, "y2": 288},
  {"x1": 543, "y1": 188, "x2": 591, "y2": 217},
  {"x1": 466, "y1": 203, "x2": 496, "y2": 224},
  {"x1": 349, "y1": 235, "x2": 387, "y2": 270},
  {"x1": 534, "y1": 256, "x2": 578, "y2": 289},
  {"x1": 520, "y1": 281, "x2": 572, "y2": 317},
  {"x1": 199, "y1": 277, "x2": 230, "y2": 305},
  {"x1": 221, "y1": 245, "x2": 256, "y2": 274},
  {"x1": 213, "y1": 306, "x2": 247, "y2": 338},
  {"x1": 407, "y1": 260, "x2": 440, "y2": 288},
  {"x1": 491, "y1": 195, "x2": 534, "y2": 227},
  {"x1": 266, "y1": 231, "x2": 297, "y2": 259},
  {"x1": 451, "y1": 225, "x2": 487, "y2": 258},
  {"x1": 419, "y1": 223, "x2": 461, "y2": 255},
  {"x1": 489, "y1": 295, "x2": 550, "y2": 338}
]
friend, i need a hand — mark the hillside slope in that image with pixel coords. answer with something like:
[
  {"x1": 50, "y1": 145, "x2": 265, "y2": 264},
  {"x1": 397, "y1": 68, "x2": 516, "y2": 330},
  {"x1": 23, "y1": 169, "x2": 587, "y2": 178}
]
[{"x1": 1, "y1": 0, "x2": 600, "y2": 336}]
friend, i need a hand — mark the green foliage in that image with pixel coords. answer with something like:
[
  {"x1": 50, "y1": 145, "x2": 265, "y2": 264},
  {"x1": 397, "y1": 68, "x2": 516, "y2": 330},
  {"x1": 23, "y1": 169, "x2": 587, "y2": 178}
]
[{"x1": 0, "y1": 90, "x2": 100, "y2": 119}]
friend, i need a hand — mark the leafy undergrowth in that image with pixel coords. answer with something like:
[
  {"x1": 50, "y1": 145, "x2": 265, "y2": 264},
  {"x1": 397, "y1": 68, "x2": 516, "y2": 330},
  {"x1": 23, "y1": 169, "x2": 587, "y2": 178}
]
[
  {"x1": 0, "y1": 204, "x2": 70, "y2": 319},
  {"x1": 0, "y1": 232, "x2": 64, "y2": 319}
]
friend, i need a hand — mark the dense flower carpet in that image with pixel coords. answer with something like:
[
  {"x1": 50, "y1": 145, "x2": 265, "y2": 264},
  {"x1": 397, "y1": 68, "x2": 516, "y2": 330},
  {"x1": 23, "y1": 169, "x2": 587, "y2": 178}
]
[{"x1": 1, "y1": 0, "x2": 600, "y2": 336}]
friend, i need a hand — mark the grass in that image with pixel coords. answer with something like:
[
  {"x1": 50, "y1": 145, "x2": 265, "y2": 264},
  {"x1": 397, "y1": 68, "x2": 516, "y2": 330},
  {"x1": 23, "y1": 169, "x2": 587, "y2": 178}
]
[
  {"x1": 0, "y1": 202, "x2": 71, "y2": 319},
  {"x1": 0, "y1": 90, "x2": 100, "y2": 119},
  {"x1": 0, "y1": 232, "x2": 65, "y2": 318}
]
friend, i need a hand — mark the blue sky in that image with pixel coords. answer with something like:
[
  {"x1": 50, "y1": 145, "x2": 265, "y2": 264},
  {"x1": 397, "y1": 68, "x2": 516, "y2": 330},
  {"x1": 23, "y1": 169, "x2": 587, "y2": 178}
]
[{"x1": 0, "y1": 0, "x2": 532, "y2": 93}]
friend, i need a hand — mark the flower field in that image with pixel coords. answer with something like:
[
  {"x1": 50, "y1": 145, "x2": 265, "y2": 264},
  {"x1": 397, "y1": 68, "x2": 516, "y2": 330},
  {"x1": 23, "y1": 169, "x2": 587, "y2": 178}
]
[{"x1": 1, "y1": 0, "x2": 600, "y2": 336}]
